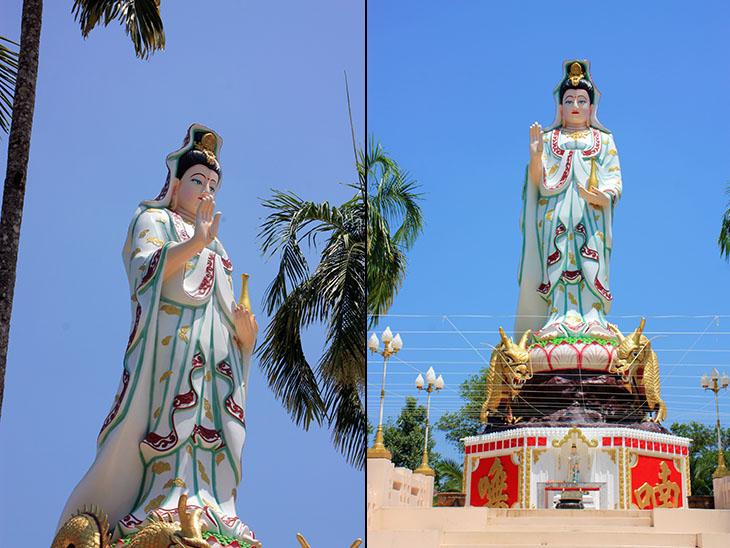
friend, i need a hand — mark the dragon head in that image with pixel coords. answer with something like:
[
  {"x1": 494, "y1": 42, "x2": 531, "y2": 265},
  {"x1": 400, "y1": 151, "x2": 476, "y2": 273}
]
[
  {"x1": 609, "y1": 318, "x2": 647, "y2": 379},
  {"x1": 497, "y1": 327, "x2": 533, "y2": 386}
]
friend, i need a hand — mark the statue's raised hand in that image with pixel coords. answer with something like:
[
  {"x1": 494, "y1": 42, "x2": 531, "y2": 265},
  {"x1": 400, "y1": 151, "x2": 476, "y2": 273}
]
[
  {"x1": 194, "y1": 193, "x2": 222, "y2": 246},
  {"x1": 529, "y1": 122, "x2": 544, "y2": 159}
]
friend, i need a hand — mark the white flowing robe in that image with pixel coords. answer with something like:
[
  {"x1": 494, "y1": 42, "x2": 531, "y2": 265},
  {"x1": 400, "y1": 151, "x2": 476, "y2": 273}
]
[
  {"x1": 58, "y1": 206, "x2": 256, "y2": 543},
  {"x1": 515, "y1": 128, "x2": 622, "y2": 341}
]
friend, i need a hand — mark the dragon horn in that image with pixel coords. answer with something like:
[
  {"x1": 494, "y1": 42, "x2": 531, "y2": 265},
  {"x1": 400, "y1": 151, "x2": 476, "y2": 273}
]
[
  {"x1": 499, "y1": 327, "x2": 509, "y2": 344},
  {"x1": 519, "y1": 329, "x2": 531, "y2": 349},
  {"x1": 632, "y1": 318, "x2": 645, "y2": 344}
]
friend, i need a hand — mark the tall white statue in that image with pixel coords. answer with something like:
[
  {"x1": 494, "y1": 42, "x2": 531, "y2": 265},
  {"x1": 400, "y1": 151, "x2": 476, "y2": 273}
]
[
  {"x1": 54, "y1": 124, "x2": 260, "y2": 547},
  {"x1": 515, "y1": 60, "x2": 622, "y2": 342}
]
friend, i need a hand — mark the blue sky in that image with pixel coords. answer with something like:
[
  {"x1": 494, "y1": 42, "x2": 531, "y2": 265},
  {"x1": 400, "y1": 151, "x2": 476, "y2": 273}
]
[
  {"x1": 368, "y1": 1, "x2": 730, "y2": 465},
  {"x1": 0, "y1": 2, "x2": 363, "y2": 547}
]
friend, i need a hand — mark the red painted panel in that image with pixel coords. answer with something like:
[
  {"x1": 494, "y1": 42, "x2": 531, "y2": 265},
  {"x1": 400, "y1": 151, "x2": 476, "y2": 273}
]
[
  {"x1": 661, "y1": 444, "x2": 667, "y2": 453},
  {"x1": 632, "y1": 439, "x2": 638, "y2": 448},
  {"x1": 497, "y1": 440, "x2": 503, "y2": 450},
  {"x1": 639, "y1": 440, "x2": 646, "y2": 449},
  {"x1": 518, "y1": 438, "x2": 524, "y2": 447},
  {"x1": 602, "y1": 437, "x2": 611, "y2": 446},
  {"x1": 614, "y1": 437, "x2": 623, "y2": 446},
  {"x1": 527, "y1": 437, "x2": 536, "y2": 447},
  {"x1": 538, "y1": 437, "x2": 547, "y2": 446},
  {"x1": 630, "y1": 455, "x2": 683, "y2": 509},
  {"x1": 469, "y1": 454, "x2": 520, "y2": 508}
]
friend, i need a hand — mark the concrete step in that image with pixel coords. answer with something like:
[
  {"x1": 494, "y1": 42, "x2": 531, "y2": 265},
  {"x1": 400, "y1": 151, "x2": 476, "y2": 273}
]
[
  {"x1": 486, "y1": 508, "x2": 653, "y2": 528},
  {"x1": 441, "y1": 546, "x2": 693, "y2": 548},
  {"x1": 488, "y1": 508, "x2": 651, "y2": 519},
  {"x1": 487, "y1": 516, "x2": 653, "y2": 527},
  {"x1": 483, "y1": 523, "x2": 654, "y2": 532},
  {"x1": 440, "y1": 530, "x2": 697, "y2": 547}
]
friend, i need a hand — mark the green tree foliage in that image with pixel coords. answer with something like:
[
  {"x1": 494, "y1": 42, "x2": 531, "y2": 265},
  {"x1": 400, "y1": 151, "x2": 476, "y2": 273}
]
[
  {"x1": 435, "y1": 458, "x2": 464, "y2": 493},
  {"x1": 366, "y1": 137, "x2": 423, "y2": 328},
  {"x1": 382, "y1": 396, "x2": 441, "y2": 483},
  {"x1": 435, "y1": 367, "x2": 488, "y2": 452},
  {"x1": 670, "y1": 421, "x2": 730, "y2": 496},
  {"x1": 72, "y1": 0, "x2": 165, "y2": 59}
]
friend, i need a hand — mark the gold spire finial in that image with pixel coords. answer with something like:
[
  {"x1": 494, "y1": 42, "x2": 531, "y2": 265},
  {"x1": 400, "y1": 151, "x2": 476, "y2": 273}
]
[
  {"x1": 568, "y1": 62, "x2": 585, "y2": 86},
  {"x1": 194, "y1": 132, "x2": 217, "y2": 166}
]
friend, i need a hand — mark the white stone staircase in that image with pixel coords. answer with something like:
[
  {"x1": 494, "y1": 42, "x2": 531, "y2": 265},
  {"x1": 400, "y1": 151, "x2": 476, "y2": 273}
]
[
  {"x1": 367, "y1": 507, "x2": 730, "y2": 548},
  {"x1": 442, "y1": 509, "x2": 694, "y2": 547}
]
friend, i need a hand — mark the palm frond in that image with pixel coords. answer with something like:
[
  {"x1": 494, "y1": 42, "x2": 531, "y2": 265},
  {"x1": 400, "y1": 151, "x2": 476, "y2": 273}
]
[
  {"x1": 719, "y1": 184, "x2": 730, "y2": 261},
  {"x1": 364, "y1": 135, "x2": 424, "y2": 327},
  {"x1": 257, "y1": 277, "x2": 327, "y2": 429},
  {"x1": 259, "y1": 190, "x2": 349, "y2": 314},
  {"x1": 435, "y1": 458, "x2": 464, "y2": 492},
  {"x1": 0, "y1": 36, "x2": 19, "y2": 136},
  {"x1": 369, "y1": 167, "x2": 423, "y2": 249},
  {"x1": 258, "y1": 186, "x2": 366, "y2": 469},
  {"x1": 316, "y1": 238, "x2": 366, "y2": 384},
  {"x1": 72, "y1": 0, "x2": 165, "y2": 60},
  {"x1": 324, "y1": 379, "x2": 364, "y2": 470}
]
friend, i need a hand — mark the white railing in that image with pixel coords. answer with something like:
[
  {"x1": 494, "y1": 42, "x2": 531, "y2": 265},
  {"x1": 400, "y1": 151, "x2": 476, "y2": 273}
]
[{"x1": 367, "y1": 457, "x2": 434, "y2": 526}]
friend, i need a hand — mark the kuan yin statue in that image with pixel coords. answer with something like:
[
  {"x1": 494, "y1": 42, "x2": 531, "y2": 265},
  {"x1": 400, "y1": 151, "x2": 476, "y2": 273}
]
[
  {"x1": 52, "y1": 124, "x2": 261, "y2": 548},
  {"x1": 481, "y1": 62, "x2": 668, "y2": 430},
  {"x1": 515, "y1": 60, "x2": 621, "y2": 342}
]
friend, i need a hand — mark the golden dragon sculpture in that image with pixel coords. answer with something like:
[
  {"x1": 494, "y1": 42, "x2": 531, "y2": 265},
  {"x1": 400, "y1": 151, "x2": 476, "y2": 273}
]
[
  {"x1": 480, "y1": 327, "x2": 532, "y2": 424},
  {"x1": 51, "y1": 494, "x2": 209, "y2": 548},
  {"x1": 609, "y1": 317, "x2": 667, "y2": 422}
]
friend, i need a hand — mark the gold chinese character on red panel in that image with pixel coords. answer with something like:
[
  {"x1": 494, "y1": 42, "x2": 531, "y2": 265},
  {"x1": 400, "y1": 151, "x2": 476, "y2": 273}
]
[
  {"x1": 470, "y1": 454, "x2": 520, "y2": 508},
  {"x1": 630, "y1": 456, "x2": 682, "y2": 509}
]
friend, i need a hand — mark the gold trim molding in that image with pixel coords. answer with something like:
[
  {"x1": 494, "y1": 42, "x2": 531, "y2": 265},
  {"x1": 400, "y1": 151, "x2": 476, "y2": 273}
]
[{"x1": 552, "y1": 426, "x2": 598, "y2": 448}]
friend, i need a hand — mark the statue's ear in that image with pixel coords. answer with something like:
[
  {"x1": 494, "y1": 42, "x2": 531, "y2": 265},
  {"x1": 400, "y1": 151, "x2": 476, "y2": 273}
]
[{"x1": 170, "y1": 178, "x2": 180, "y2": 206}]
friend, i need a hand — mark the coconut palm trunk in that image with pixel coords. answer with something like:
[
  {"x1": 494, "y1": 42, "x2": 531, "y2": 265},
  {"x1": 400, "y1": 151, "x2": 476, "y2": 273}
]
[{"x1": 0, "y1": 0, "x2": 43, "y2": 422}]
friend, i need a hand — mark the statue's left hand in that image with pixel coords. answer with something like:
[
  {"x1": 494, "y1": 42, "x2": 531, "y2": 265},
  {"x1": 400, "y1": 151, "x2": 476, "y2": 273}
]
[
  {"x1": 235, "y1": 306, "x2": 258, "y2": 352},
  {"x1": 577, "y1": 184, "x2": 610, "y2": 206}
]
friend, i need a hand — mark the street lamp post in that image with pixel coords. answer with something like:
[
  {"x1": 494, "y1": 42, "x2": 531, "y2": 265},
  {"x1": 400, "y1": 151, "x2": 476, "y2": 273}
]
[
  {"x1": 367, "y1": 326, "x2": 403, "y2": 460},
  {"x1": 701, "y1": 368, "x2": 730, "y2": 478},
  {"x1": 414, "y1": 367, "x2": 444, "y2": 476}
]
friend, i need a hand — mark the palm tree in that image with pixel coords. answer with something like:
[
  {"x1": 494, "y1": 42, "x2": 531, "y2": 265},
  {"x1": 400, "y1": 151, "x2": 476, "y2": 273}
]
[
  {"x1": 366, "y1": 137, "x2": 423, "y2": 328},
  {"x1": 435, "y1": 458, "x2": 464, "y2": 493},
  {"x1": 719, "y1": 185, "x2": 730, "y2": 260},
  {"x1": 258, "y1": 175, "x2": 366, "y2": 469},
  {"x1": 71, "y1": 0, "x2": 165, "y2": 59},
  {"x1": 0, "y1": 0, "x2": 43, "y2": 423},
  {"x1": 2, "y1": 0, "x2": 167, "y2": 426}
]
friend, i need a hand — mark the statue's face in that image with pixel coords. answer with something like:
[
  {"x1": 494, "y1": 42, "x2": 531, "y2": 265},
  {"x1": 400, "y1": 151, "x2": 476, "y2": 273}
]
[
  {"x1": 173, "y1": 164, "x2": 219, "y2": 216},
  {"x1": 560, "y1": 89, "x2": 592, "y2": 128}
]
